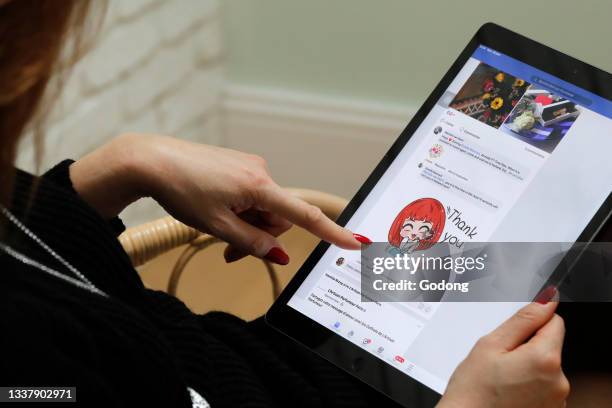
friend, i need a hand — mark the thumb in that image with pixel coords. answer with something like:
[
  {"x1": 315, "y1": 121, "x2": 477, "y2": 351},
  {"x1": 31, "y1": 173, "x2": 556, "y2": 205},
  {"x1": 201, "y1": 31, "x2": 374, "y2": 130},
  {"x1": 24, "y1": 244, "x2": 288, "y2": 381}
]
[
  {"x1": 209, "y1": 211, "x2": 289, "y2": 265},
  {"x1": 488, "y1": 299, "x2": 558, "y2": 351},
  {"x1": 527, "y1": 313, "x2": 565, "y2": 355}
]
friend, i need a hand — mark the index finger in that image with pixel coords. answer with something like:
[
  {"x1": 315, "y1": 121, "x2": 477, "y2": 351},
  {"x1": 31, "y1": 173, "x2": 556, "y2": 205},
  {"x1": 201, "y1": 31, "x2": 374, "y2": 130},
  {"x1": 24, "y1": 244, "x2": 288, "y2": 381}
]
[{"x1": 257, "y1": 186, "x2": 360, "y2": 249}]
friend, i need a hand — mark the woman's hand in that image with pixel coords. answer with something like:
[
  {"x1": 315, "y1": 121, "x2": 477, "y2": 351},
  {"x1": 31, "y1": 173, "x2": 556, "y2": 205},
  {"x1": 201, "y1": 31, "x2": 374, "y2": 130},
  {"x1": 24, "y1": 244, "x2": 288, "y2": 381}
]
[
  {"x1": 71, "y1": 133, "x2": 361, "y2": 264},
  {"x1": 438, "y1": 299, "x2": 569, "y2": 408}
]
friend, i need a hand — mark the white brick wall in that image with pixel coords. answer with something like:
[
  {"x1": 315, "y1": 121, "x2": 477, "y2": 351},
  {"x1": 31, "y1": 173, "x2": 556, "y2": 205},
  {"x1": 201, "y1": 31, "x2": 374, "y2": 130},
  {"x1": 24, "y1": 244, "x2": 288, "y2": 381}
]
[{"x1": 16, "y1": 0, "x2": 224, "y2": 227}]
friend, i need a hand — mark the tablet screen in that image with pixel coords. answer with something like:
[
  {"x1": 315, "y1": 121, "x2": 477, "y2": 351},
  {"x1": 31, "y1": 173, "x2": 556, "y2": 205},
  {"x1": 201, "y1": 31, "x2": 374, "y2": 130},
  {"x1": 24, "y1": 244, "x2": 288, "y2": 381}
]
[{"x1": 286, "y1": 45, "x2": 612, "y2": 393}]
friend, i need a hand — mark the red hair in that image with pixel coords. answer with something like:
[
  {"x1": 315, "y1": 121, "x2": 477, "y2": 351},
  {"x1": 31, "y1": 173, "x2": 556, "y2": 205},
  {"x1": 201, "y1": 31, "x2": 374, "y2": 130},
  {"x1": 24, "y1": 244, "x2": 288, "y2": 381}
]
[{"x1": 388, "y1": 198, "x2": 446, "y2": 250}]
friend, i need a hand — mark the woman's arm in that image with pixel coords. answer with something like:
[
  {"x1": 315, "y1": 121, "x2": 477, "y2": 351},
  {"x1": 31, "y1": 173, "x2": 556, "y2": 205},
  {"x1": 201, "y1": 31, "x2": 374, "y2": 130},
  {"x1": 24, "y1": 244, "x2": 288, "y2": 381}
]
[
  {"x1": 69, "y1": 134, "x2": 151, "y2": 221},
  {"x1": 70, "y1": 133, "x2": 360, "y2": 264}
]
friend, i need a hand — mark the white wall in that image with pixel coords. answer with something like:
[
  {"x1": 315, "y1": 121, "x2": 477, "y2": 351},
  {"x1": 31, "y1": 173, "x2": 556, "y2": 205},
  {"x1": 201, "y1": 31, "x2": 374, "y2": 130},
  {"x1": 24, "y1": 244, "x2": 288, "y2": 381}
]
[{"x1": 16, "y1": 0, "x2": 224, "y2": 226}]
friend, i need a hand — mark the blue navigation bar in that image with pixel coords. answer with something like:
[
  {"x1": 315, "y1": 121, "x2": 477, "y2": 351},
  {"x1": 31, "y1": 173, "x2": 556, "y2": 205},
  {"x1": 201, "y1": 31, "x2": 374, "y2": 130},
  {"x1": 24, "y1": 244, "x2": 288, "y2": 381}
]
[{"x1": 472, "y1": 45, "x2": 612, "y2": 119}]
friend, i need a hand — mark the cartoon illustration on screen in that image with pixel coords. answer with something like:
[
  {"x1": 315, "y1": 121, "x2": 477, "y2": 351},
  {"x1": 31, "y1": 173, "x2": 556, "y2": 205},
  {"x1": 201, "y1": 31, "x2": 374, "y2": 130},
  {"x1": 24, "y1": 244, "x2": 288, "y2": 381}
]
[{"x1": 388, "y1": 198, "x2": 446, "y2": 254}]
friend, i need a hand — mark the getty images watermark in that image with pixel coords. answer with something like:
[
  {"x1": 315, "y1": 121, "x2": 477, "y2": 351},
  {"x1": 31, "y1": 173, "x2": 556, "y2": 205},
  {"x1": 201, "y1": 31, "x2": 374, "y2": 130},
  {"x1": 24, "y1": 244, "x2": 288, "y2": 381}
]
[
  {"x1": 357, "y1": 242, "x2": 612, "y2": 302},
  {"x1": 372, "y1": 252, "x2": 486, "y2": 293}
]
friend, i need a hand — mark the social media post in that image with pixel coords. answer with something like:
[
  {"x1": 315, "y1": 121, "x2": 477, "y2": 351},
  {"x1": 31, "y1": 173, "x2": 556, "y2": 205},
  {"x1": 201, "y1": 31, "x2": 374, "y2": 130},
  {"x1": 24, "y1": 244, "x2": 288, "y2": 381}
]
[
  {"x1": 349, "y1": 167, "x2": 503, "y2": 267},
  {"x1": 304, "y1": 269, "x2": 426, "y2": 356},
  {"x1": 431, "y1": 125, "x2": 532, "y2": 183},
  {"x1": 346, "y1": 192, "x2": 505, "y2": 320},
  {"x1": 429, "y1": 105, "x2": 554, "y2": 176},
  {"x1": 387, "y1": 121, "x2": 543, "y2": 229}
]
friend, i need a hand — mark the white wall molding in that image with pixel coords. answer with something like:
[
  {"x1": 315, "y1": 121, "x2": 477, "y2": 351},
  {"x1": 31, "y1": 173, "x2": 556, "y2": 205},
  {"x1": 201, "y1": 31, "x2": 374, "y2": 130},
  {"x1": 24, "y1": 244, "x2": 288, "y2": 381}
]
[
  {"x1": 221, "y1": 84, "x2": 417, "y2": 198},
  {"x1": 222, "y1": 84, "x2": 414, "y2": 142}
]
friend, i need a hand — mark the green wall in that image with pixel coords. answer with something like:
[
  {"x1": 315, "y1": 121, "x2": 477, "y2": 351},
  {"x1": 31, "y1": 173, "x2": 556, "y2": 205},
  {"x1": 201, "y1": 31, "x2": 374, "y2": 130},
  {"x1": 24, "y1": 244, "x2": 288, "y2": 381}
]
[{"x1": 222, "y1": 0, "x2": 612, "y2": 107}]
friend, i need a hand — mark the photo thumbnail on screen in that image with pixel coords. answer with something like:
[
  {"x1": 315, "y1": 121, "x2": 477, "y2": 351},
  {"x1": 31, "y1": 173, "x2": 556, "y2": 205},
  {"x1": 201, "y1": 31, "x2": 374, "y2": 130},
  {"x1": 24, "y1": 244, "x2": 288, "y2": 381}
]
[
  {"x1": 449, "y1": 62, "x2": 531, "y2": 128},
  {"x1": 500, "y1": 86, "x2": 581, "y2": 153}
]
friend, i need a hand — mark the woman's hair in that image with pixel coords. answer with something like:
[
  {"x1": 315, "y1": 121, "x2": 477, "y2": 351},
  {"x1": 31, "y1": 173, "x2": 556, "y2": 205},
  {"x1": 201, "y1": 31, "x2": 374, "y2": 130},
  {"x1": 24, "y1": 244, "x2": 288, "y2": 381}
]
[
  {"x1": 388, "y1": 198, "x2": 446, "y2": 251},
  {"x1": 0, "y1": 0, "x2": 101, "y2": 202}
]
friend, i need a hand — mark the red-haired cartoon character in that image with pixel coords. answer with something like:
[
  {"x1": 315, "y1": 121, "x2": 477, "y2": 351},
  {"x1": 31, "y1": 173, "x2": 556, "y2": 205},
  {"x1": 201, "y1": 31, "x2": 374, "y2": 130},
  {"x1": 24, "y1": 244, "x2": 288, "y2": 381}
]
[{"x1": 388, "y1": 198, "x2": 446, "y2": 254}]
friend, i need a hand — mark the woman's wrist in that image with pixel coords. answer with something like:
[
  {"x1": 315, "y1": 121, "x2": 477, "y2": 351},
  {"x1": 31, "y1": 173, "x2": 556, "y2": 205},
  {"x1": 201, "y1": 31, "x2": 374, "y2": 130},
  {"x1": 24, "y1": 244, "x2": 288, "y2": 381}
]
[{"x1": 70, "y1": 133, "x2": 158, "y2": 219}]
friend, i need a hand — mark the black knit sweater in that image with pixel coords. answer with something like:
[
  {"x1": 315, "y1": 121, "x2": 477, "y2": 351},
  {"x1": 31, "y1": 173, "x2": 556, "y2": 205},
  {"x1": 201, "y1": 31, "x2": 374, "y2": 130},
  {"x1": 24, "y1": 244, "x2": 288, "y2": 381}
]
[
  {"x1": 0, "y1": 161, "x2": 607, "y2": 408},
  {"x1": 0, "y1": 161, "x2": 400, "y2": 408}
]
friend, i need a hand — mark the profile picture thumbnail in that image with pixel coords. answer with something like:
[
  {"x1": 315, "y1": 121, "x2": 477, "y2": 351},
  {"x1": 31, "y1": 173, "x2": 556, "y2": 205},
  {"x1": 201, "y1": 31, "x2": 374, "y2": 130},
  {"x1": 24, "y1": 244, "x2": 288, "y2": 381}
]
[
  {"x1": 433, "y1": 126, "x2": 443, "y2": 135},
  {"x1": 336, "y1": 257, "x2": 345, "y2": 266},
  {"x1": 428, "y1": 144, "x2": 443, "y2": 159},
  {"x1": 500, "y1": 86, "x2": 581, "y2": 153},
  {"x1": 449, "y1": 62, "x2": 531, "y2": 129}
]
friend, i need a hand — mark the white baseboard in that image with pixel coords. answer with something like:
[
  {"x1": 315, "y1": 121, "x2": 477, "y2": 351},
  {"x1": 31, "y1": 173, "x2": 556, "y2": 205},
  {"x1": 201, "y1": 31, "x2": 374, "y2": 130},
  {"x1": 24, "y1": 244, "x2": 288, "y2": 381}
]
[{"x1": 221, "y1": 84, "x2": 416, "y2": 198}]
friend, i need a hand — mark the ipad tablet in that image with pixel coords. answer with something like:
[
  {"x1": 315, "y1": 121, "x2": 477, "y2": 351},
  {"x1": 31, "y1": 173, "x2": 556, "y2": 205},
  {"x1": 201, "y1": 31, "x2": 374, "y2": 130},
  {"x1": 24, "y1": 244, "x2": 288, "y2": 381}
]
[{"x1": 266, "y1": 23, "x2": 612, "y2": 407}]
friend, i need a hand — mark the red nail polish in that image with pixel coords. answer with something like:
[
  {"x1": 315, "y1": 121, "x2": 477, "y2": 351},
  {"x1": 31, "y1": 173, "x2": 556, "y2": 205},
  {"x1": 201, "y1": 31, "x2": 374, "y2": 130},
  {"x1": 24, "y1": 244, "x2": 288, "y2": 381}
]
[
  {"x1": 353, "y1": 233, "x2": 372, "y2": 245},
  {"x1": 535, "y1": 285, "x2": 557, "y2": 304},
  {"x1": 264, "y1": 247, "x2": 290, "y2": 265}
]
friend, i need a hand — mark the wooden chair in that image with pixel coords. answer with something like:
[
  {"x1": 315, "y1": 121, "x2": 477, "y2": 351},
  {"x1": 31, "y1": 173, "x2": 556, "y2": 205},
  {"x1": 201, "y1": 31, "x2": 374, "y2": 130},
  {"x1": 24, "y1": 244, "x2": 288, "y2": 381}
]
[{"x1": 118, "y1": 188, "x2": 348, "y2": 318}]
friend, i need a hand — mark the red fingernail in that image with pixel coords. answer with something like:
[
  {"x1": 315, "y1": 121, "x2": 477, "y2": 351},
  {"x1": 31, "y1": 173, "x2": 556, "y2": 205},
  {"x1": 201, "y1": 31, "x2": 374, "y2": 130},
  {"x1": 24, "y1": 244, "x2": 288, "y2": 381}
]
[
  {"x1": 353, "y1": 233, "x2": 372, "y2": 245},
  {"x1": 264, "y1": 247, "x2": 290, "y2": 265},
  {"x1": 535, "y1": 285, "x2": 557, "y2": 304}
]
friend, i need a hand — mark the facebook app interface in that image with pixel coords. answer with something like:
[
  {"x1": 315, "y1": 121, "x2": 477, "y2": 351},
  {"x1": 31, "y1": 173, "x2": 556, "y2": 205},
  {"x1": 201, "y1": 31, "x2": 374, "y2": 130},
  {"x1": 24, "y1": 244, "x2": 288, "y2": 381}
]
[{"x1": 288, "y1": 45, "x2": 612, "y2": 393}]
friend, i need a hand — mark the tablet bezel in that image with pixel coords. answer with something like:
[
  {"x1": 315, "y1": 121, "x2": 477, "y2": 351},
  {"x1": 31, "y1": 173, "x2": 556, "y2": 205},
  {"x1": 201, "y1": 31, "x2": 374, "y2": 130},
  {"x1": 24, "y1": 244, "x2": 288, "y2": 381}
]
[{"x1": 266, "y1": 22, "x2": 612, "y2": 407}]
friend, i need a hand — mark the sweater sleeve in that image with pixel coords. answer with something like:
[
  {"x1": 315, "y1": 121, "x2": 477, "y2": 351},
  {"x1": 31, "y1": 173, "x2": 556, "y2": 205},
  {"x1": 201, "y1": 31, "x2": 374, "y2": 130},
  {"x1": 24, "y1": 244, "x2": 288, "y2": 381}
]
[{"x1": 42, "y1": 160, "x2": 127, "y2": 236}]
